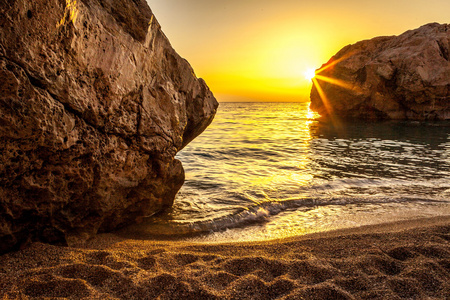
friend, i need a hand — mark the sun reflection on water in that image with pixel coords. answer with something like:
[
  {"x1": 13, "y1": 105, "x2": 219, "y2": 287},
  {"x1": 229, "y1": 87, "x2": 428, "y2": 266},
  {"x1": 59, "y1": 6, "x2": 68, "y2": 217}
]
[{"x1": 120, "y1": 103, "x2": 450, "y2": 243}]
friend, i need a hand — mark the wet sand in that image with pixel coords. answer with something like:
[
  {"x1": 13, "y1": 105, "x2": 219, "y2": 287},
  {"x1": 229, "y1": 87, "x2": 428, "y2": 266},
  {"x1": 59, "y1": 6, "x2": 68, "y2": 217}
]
[{"x1": 1, "y1": 216, "x2": 449, "y2": 299}]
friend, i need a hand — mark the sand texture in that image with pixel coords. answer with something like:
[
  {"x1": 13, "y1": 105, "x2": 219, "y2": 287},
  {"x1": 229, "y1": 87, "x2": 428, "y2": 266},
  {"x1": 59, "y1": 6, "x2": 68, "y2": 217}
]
[{"x1": 1, "y1": 217, "x2": 449, "y2": 299}]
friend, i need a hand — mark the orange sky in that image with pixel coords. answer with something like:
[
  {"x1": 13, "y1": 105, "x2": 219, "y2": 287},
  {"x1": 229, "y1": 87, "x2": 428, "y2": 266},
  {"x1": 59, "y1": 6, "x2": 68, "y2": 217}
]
[{"x1": 146, "y1": 0, "x2": 449, "y2": 102}]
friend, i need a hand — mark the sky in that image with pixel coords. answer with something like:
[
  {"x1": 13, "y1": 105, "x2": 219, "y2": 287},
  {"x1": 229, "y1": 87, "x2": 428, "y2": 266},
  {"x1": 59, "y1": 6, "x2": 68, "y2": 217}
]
[{"x1": 146, "y1": 0, "x2": 449, "y2": 102}]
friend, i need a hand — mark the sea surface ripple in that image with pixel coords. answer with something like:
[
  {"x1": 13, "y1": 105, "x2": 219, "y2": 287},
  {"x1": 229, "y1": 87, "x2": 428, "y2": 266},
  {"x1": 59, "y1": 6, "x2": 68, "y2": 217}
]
[{"x1": 123, "y1": 102, "x2": 450, "y2": 242}]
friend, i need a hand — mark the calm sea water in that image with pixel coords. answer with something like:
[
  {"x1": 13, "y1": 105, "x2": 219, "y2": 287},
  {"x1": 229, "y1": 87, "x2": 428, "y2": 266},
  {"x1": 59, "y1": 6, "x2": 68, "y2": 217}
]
[{"x1": 124, "y1": 102, "x2": 450, "y2": 242}]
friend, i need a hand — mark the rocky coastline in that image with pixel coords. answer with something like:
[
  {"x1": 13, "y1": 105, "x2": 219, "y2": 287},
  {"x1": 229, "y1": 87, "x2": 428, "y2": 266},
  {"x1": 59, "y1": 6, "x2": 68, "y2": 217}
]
[
  {"x1": 310, "y1": 23, "x2": 450, "y2": 121},
  {"x1": 0, "y1": 0, "x2": 218, "y2": 254}
]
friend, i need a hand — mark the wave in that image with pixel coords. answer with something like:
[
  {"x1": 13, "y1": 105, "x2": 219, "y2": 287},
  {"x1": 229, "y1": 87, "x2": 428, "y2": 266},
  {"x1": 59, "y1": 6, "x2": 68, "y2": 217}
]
[
  {"x1": 121, "y1": 103, "x2": 450, "y2": 242},
  {"x1": 121, "y1": 195, "x2": 449, "y2": 240}
]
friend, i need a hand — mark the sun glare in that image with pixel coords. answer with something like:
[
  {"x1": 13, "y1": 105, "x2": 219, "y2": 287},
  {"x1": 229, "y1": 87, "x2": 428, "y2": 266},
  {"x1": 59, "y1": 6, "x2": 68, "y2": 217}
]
[{"x1": 304, "y1": 68, "x2": 316, "y2": 80}]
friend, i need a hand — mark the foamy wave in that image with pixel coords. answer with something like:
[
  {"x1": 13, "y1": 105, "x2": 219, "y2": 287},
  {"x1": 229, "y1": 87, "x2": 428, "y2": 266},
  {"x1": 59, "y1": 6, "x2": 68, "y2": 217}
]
[{"x1": 123, "y1": 194, "x2": 450, "y2": 239}]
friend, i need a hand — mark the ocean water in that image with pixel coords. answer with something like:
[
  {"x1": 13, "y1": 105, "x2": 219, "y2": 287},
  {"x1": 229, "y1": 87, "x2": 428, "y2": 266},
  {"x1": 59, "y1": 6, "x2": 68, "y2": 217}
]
[{"x1": 124, "y1": 102, "x2": 450, "y2": 242}]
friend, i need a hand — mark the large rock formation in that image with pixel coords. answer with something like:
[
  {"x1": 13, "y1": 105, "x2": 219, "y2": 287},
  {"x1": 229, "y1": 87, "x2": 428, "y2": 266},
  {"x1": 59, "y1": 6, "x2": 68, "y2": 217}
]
[
  {"x1": 0, "y1": 0, "x2": 218, "y2": 253},
  {"x1": 310, "y1": 23, "x2": 450, "y2": 120}
]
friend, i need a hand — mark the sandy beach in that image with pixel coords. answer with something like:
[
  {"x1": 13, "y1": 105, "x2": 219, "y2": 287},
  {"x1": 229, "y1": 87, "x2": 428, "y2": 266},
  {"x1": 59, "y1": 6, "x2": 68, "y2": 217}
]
[
  {"x1": 1, "y1": 1, "x2": 449, "y2": 299},
  {"x1": 1, "y1": 216, "x2": 449, "y2": 299}
]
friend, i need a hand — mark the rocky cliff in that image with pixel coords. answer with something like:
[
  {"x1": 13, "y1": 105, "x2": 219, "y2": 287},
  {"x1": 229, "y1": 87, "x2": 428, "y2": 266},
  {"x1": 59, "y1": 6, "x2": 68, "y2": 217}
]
[
  {"x1": 0, "y1": 0, "x2": 218, "y2": 253},
  {"x1": 310, "y1": 23, "x2": 450, "y2": 120}
]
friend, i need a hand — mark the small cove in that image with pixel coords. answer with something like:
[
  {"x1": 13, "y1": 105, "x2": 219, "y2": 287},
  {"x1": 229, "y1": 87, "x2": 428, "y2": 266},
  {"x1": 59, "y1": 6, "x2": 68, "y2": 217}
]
[{"x1": 123, "y1": 102, "x2": 450, "y2": 242}]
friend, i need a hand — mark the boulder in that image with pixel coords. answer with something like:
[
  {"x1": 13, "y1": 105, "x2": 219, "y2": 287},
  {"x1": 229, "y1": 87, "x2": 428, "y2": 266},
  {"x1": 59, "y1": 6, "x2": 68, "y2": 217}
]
[
  {"x1": 0, "y1": 0, "x2": 218, "y2": 253},
  {"x1": 310, "y1": 23, "x2": 450, "y2": 120}
]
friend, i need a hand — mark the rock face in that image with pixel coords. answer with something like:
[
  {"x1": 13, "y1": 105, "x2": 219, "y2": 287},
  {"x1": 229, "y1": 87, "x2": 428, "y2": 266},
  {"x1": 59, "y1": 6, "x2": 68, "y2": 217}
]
[
  {"x1": 310, "y1": 23, "x2": 450, "y2": 120},
  {"x1": 0, "y1": 0, "x2": 218, "y2": 253}
]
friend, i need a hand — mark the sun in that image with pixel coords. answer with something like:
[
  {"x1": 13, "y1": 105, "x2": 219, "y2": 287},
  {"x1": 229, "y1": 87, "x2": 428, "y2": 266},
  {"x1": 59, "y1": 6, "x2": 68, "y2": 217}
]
[{"x1": 304, "y1": 68, "x2": 316, "y2": 80}]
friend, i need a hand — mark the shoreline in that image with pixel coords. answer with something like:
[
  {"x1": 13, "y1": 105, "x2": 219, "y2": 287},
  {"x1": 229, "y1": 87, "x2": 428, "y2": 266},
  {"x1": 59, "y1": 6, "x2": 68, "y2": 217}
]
[
  {"x1": 114, "y1": 200, "x2": 450, "y2": 245},
  {"x1": 277, "y1": 215, "x2": 450, "y2": 244},
  {"x1": 110, "y1": 215, "x2": 450, "y2": 248},
  {"x1": 1, "y1": 215, "x2": 449, "y2": 299}
]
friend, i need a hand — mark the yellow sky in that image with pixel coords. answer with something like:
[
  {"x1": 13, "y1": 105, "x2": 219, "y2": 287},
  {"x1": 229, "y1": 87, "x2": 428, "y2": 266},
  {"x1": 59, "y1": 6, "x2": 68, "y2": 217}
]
[{"x1": 146, "y1": 0, "x2": 449, "y2": 102}]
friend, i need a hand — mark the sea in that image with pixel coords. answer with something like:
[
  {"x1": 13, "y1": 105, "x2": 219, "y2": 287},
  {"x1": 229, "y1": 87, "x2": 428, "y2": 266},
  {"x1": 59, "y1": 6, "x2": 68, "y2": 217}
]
[{"x1": 124, "y1": 102, "x2": 450, "y2": 242}]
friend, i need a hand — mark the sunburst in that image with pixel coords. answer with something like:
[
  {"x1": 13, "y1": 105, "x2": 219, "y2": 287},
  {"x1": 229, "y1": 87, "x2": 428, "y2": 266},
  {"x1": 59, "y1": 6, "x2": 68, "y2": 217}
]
[
  {"x1": 310, "y1": 51, "x2": 358, "y2": 127},
  {"x1": 304, "y1": 68, "x2": 316, "y2": 80}
]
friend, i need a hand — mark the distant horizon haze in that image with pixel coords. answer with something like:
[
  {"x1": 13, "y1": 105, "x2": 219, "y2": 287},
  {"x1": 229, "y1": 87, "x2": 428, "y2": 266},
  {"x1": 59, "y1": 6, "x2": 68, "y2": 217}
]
[{"x1": 146, "y1": 0, "x2": 449, "y2": 102}]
